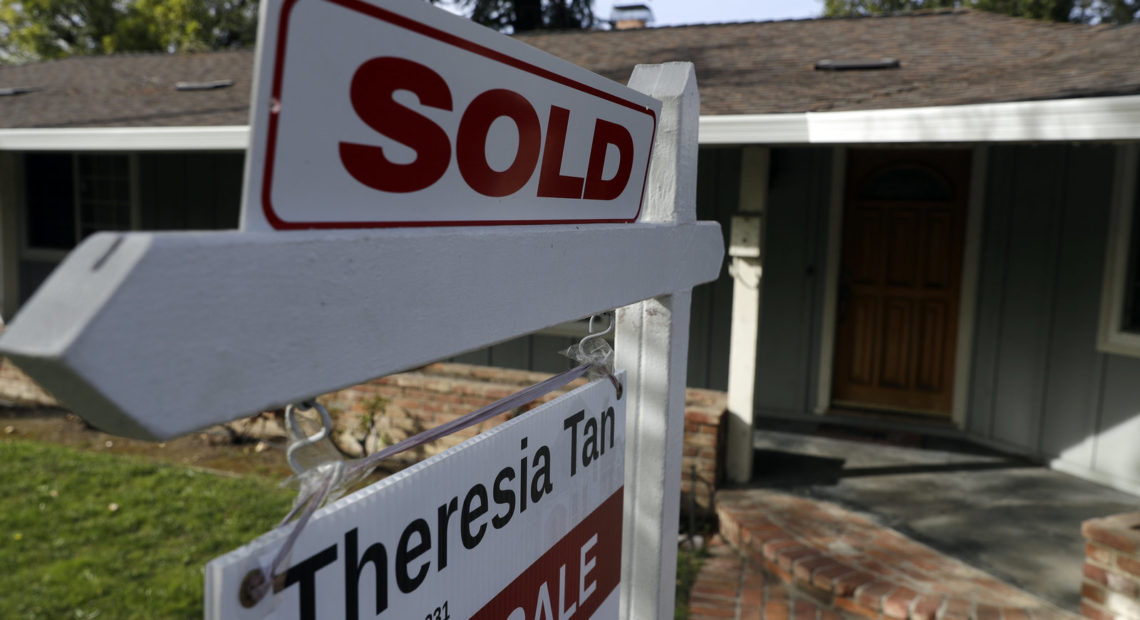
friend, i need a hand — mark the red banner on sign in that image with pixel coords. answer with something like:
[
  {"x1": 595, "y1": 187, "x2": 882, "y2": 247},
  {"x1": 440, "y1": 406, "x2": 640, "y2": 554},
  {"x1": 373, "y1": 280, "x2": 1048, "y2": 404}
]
[{"x1": 471, "y1": 488, "x2": 623, "y2": 620}]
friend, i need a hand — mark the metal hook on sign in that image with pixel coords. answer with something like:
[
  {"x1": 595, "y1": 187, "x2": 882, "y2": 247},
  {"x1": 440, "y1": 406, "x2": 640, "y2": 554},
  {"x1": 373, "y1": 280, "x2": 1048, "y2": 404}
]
[
  {"x1": 578, "y1": 312, "x2": 615, "y2": 360},
  {"x1": 577, "y1": 313, "x2": 623, "y2": 400},
  {"x1": 284, "y1": 400, "x2": 334, "y2": 474}
]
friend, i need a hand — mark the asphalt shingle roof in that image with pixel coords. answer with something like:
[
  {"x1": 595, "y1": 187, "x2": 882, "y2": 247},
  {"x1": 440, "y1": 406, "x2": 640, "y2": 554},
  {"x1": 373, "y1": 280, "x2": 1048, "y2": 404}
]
[{"x1": 1, "y1": 9, "x2": 1138, "y2": 128}]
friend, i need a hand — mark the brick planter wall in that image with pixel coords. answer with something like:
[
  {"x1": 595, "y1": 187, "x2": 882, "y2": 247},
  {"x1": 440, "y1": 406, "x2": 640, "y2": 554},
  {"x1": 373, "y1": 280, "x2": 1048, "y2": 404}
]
[
  {"x1": 324, "y1": 363, "x2": 728, "y2": 509},
  {"x1": 1082, "y1": 512, "x2": 1140, "y2": 620},
  {"x1": 0, "y1": 359, "x2": 728, "y2": 508}
]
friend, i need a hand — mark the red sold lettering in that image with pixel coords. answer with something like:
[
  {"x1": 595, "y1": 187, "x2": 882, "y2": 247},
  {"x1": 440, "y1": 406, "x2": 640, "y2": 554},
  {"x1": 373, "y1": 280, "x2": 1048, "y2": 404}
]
[
  {"x1": 584, "y1": 118, "x2": 634, "y2": 201},
  {"x1": 339, "y1": 57, "x2": 636, "y2": 201},
  {"x1": 457, "y1": 89, "x2": 542, "y2": 198},
  {"x1": 536, "y1": 106, "x2": 584, "y2": 199},
  {"x1": 339, "y1": 57, "x2": 453, "y2": 194}
]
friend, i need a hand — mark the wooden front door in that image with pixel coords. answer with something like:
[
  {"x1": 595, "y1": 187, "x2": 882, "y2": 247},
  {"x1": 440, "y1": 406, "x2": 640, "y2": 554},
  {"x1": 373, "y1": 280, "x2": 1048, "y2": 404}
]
[{"x1": 832, "y1": 149, "x2": 971, "y2": 416}]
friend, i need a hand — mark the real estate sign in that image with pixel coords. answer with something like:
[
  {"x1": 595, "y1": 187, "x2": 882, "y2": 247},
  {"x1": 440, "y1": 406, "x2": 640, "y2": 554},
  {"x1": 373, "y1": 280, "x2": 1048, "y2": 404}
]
[
  {"x1": 241, "y1": 0, "x2": 661, "y2": 230},
  {"x1": 206, "y1": 373, "x2": 626, "y2": 619}
]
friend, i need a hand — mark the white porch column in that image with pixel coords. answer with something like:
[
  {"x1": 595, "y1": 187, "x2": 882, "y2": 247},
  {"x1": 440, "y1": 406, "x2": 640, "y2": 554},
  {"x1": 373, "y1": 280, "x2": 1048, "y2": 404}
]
[
  {"x1": 617, "y1": 61, "x2": 698, "y2": 620},
  {"x1": 725, "y1": 146, "x2": 769, "y2": 483}
]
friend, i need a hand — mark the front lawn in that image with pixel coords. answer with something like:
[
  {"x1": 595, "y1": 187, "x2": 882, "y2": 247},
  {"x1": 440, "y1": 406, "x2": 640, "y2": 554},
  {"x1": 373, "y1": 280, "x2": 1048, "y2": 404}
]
[{"x1": 0, "y1": 438, "x2": 294, "y2": 619}]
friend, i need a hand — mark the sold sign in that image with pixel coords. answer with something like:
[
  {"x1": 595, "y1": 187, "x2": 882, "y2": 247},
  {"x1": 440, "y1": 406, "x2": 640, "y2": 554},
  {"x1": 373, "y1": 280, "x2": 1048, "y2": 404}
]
[{"x1": 241, "y1": 0, "x2": 661, "y2": 230}]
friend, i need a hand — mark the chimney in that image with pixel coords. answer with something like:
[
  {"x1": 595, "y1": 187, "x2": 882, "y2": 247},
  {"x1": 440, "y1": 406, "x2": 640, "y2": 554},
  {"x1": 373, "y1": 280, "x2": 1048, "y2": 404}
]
[{"x1": 610, "y1": 3, "x2": 654, "y2": 29}]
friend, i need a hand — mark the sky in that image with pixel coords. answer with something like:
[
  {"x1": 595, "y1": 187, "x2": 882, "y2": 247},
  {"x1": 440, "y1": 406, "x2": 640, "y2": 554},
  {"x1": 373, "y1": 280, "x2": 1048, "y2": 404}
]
[
  {"x1": 597, "y1": 0, "x2": 825, "y2": 26},
  {"x1": 437, "y1": 1, "x2": 826, "y2": 27}
]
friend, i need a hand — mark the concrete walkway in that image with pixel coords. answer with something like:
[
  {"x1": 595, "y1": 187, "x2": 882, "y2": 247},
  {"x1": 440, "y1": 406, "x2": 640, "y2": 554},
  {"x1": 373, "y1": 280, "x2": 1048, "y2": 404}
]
[{"x1": 687, "y1": 420, "x2": 1140, "y2": 619}]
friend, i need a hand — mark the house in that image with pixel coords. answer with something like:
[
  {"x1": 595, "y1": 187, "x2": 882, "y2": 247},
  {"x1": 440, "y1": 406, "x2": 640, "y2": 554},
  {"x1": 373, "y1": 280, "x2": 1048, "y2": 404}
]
[{"x1": 2, "y1": 9, "x2": 1140, "y2": 493}]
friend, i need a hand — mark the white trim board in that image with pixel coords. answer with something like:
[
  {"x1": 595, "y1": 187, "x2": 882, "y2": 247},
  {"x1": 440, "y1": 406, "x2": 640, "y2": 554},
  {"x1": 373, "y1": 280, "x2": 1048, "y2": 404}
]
[
  {"x1": 0, "y1": 126, "x2": 250, "y2": 151},
  {"x1": 700, "y1": 95, "x2": 1140, "y2": 145},
  {"x1": 4, "y1": 95, "x2": 1140, "y2": 151},
  {"x1": 1096, "y1": 144, "x2": 1140, "y2": 356}
]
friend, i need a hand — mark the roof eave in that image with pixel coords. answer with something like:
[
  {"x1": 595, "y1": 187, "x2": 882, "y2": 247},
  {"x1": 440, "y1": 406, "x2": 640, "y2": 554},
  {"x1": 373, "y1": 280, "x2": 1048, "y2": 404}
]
[
  {"x1": 2, "y1": 94, "x2": 1139, "y2": 151},
  {"x1": 700, "y1": 94, "x2": 1140, "y2": 145}
]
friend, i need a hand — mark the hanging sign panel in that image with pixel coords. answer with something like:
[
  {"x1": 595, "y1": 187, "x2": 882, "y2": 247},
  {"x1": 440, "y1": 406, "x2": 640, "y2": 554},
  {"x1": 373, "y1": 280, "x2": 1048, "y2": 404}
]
[
  {"x1": 241, "y1": 0, "x2": 661, "y2": 231},
  {"x1": 206, "y1": 373, "x2": 626, "y2": 619}
]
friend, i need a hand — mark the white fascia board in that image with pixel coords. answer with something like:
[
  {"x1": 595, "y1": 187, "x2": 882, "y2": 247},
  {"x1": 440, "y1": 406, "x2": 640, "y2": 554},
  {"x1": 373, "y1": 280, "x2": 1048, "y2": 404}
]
[
  {"x1": 0, "y1": 126, "x2": 249, "y2": 151},
  {"x1": 4, "y1": 94, "x2": 1139, "y2": 151},
  {"x1": 699, "y1": 94, "x2": 1140, "y2": 145}
]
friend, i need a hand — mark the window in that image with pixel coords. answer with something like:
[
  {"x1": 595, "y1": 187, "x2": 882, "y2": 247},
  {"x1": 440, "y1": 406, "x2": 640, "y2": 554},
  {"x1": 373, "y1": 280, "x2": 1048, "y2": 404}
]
[
  {"x1": 1098, "y1": 145, "x2": 1140, "y2": 355},
  {"x1": 24, "y1": 153, "x2": 132, "y2": 252},
  {"x1": 76, "y1": 154, "x2": 132, "y2": 240},
  {"x1": 25, "y1": 153, "x2": 76, "y2": 249}
]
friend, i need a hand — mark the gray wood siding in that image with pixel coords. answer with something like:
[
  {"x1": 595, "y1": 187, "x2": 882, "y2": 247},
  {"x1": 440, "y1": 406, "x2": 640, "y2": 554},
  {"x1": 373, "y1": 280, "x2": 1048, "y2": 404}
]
[
  {"x1": 454, "y1": 147, "x2": 739, "y2": 390},
  {"x1": 688, "y1": 147, "x2": 738, "y2": 390},
  {"x1": 138, "y1": 153, "x2": 243, "y2": 231},
  {"x1": 970, "y1": 145, "x2": 1124, "y2": 472},
  {"x1": 1097, "y1": 356, "x2": 1140, "y2": 486},
  {"x1": 754, "y1": 148, "x2": 832, "y2": 415}
]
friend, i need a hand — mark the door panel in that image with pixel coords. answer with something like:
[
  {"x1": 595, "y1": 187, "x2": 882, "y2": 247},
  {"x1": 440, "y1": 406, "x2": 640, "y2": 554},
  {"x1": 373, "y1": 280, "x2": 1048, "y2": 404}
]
[{"x1": 832, "y1": 150, "x2": 971, "y2": 416}]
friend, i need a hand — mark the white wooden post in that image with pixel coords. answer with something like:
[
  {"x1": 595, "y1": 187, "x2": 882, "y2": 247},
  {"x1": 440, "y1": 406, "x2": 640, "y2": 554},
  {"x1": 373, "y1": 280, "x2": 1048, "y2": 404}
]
[
  {"x1": 725, "y1": 146, "x2": 768, "y2": 483},
  {"x1": 618, "y1": 61, "x2": 698, "y2": 620}
]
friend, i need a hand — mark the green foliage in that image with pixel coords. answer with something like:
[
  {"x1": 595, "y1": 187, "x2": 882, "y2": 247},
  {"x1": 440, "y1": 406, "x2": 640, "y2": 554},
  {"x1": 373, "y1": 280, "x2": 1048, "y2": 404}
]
[
  {"x1": 823, "y1": 0, "x2": 1138, "y2": 22},
  {"x1": 673, "y1": 544, "x2": 708, "y2": 620},
  {"x1": 0, "y1": 0, "x2": 258, "y2": 62},
  {"x1": 445, "y1": 0, "x2": 595, "y2": 32},
  {"x1": 0, "y1": 439, "x2": 293, "y2": 618}
]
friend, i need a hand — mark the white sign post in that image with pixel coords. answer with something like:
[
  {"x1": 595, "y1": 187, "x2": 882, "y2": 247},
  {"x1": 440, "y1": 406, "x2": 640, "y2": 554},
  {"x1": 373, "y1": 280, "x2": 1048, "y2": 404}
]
[{"x1": 0, "y1": 1, "x2": 720, "y2": 617}]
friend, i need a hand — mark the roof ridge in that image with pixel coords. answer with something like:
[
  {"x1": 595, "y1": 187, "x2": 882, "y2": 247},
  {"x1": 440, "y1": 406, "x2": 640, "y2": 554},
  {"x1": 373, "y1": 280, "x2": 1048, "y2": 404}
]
[
  {"x1": 1, "y1": 47, "x2": 254, "y2": 67},
  {"x1": 515, "y1": 8, "x2": 980, "y2": 36}
]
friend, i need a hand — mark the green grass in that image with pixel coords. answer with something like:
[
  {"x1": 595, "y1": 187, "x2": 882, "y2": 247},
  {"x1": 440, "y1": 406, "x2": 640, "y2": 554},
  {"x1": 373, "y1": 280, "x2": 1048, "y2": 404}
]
[
  {"x1": 674, "y1": 543, "x2": 708, "y2": 620},
  {"x1": 0, "y1": 438, "x2": 295, "y2": 619}
]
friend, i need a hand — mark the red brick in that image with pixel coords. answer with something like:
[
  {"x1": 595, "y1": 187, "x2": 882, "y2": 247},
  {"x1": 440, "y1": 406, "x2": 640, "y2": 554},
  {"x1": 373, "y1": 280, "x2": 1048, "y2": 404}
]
[
  {"x1": 834, "y1": 596, "x2": 881, "y2": 619},
  {"x1": 1087, "y1": 543, "x2": 1117, "y2": 565},
  {"x1": 813, "y1": 562, "x2": 857, "y2": 591},
  {"x1": 776, "y1": 547, "x2": 819, "y2": 572},
  {"x1": 688, "y1": 604, "x2": 736, "y2": 618},
  {"x1": 941, "y1": 597, "x2": 973, "y2": 620},
  {"x1": 1119, "y1": 554, "x2": 1140, "y2": 578},
  {"x1": 739, "y1": 607, "x2": 764, "y2": 620},
  {"x1": 686, "y1": 408, "x2": 724, "y2": 425},
  {"x1": 692, "y1": 583, "x2": 739, "y2": 599},
  {"x1": 749, "y1": 525, "x2": 791, "y2": 546},
  {"x1": 1086, "y1": 563, "x2": 1110, "y2": 585},
  {"x1": 882, "y1": 587, "x2": 919, "y2": 619},
  {"x1": 821, "y1": 611, "x2": 842, "y2": 620},
  {"x1": 1000, "y1": 609, "x2": 1031, "y2": 620},
  {"x1": 794, "y1": 555, "x2": 835, "y2": 583},
  {"x1": 1083, "y1": 518, "x2": 1139, "y2": 554},
  {"x1": 765, "y1": 598, "x2": 790, "y2": 620},
  {"x1": 765, "y1": 558, "x2": 794, "y2": 584},
  {"x1": 833, "y1": 572, "x2": 877, "y2": 597},
  {"x1": 855, "y1": 580, "x2": 896, "y2": 610},
  {"x1": 977, "y1": 603, "x2": 1002, "y2": 620},
  {"x1": 762, "y1": 539, "x2": 801, "y2": 560},
  {"x1": 1105, "y1": 570, "x2": 1139, "y2": 596},
  {"x1": 792, "y1": 599, "x2": 818, "y2": 620},
  {"x1": 1080, "y1": 602, "x2": 1112, "y2": 620},
  {"x1": 1082, "y1": 581, "x2": 1108, "y2": 605},
  {"x1": 911, "y1": 594, "x2": 944, "y2": 620},
  {"x1": 740, "y1": 584, "x2": 765, "y2": 607}
]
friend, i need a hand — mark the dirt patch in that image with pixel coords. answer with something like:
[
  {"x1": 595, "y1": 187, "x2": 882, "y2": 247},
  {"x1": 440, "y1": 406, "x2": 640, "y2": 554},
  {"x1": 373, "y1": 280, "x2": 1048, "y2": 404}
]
[{"x1": 0, "y1": 407, "x2": 413, "y2": 483}]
